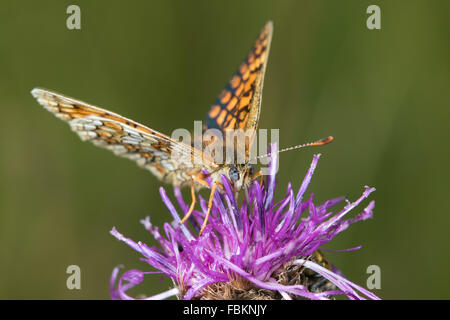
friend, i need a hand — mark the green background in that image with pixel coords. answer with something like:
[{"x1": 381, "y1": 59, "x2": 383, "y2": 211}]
[{"x1": 1, "y1": 0, "x2": 449, "y2": 299}]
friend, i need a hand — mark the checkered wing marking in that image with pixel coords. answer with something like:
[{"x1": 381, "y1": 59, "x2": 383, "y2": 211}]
[
  {"x1": 204, "y1": 22, "x2": 273, "y2": 152},
  {"x1": 31, "y1": 88, "x2": 218, "y2": 185}
]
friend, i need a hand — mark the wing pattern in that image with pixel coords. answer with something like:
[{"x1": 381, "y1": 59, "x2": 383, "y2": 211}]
[
  {"x1": 32, "y1": 88, "x2": 217, "y2": 186},
  {"x1": 204, "y1": 22, "x2": 272, "y2": 138}
]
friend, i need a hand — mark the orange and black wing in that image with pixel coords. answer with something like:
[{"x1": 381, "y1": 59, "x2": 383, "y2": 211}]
[{"x1": 204, "y1": 21, "x2": 273, "y2": 148}]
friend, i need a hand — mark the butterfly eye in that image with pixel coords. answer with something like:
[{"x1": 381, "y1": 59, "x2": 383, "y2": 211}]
[{"x1": 228, "y1": 167, "x2": 240, "y2": 182}]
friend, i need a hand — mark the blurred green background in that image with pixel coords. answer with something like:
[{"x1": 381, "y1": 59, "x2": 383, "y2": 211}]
[{"x1": 1, "y1": 0, "x2": 449, "y2": 299}]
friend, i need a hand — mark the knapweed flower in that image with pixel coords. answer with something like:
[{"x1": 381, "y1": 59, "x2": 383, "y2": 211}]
[{"x1": 110, "y1": 144, "x2": 379, "y2": 300}]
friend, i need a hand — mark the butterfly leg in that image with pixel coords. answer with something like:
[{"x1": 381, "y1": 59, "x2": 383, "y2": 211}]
[
  {"x1": 252, "y1": 170, "x2": 264, "y2": 187},
  {"x1": 179, "y1": 182, "x2": 196, "y2": 225},
  {"x1": 199, "y1": 181, "x2": 217, "y2": 235}
]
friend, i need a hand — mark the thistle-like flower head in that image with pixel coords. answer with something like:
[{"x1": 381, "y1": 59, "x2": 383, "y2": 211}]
[{"x1": 110, "y1": 144, "x2": 379, "y2": 300}]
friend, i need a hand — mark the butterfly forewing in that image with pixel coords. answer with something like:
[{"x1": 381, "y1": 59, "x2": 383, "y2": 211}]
[
  {"x1": 31, "y1": 88, "x2": 218, "y2": 187},
  {"x1": 204, "y1": 21, "x2": 273, "y2": 161}
]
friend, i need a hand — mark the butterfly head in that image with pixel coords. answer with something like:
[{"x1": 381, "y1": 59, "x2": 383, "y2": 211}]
[{"x1": 225, "y1": 164, "x2": 255, "y2": 191}]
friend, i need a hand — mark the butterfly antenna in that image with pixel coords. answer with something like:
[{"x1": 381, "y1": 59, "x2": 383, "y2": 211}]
[{"x1": 253, "y1": 136, "x2": 334, "y2": 162}]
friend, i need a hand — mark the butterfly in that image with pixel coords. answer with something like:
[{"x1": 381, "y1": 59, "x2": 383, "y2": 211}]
[{"x1": 31, "y1": 21, "x2": 332, "y2": 234}]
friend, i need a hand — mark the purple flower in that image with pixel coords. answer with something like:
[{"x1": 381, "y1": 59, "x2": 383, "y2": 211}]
[{"x1": 110, "y1": 144, "x2": 379, "y2": 300}]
